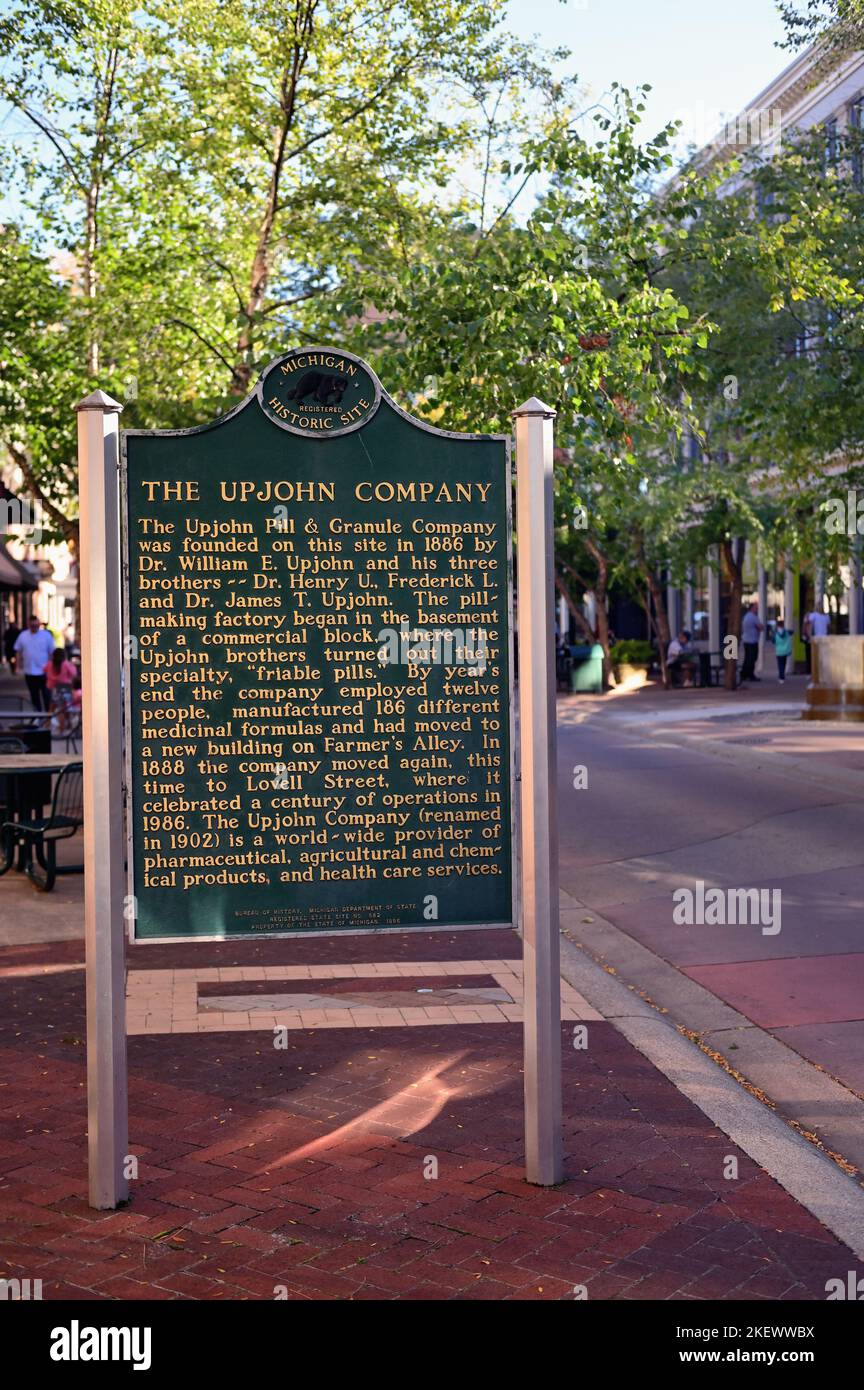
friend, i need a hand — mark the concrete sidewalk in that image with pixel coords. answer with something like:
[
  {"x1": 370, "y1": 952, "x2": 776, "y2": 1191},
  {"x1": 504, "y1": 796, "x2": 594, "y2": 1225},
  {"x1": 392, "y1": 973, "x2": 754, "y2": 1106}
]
[{"x1": 578, "y1": 674, "x2": 864, "y2": 793}]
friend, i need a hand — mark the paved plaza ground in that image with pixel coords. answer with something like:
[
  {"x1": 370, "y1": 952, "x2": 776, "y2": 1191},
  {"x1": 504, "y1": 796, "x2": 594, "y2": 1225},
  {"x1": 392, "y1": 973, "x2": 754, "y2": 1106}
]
[
  {"x1": 1, "y1": 929, "x2": 858, "y2": 1301},
  {"x1": 2, "y1": 673, "x2": 864, "y2": 1300},
  {"x1": 556, "y1": 675, "x2": 864, "y2": 1166}
]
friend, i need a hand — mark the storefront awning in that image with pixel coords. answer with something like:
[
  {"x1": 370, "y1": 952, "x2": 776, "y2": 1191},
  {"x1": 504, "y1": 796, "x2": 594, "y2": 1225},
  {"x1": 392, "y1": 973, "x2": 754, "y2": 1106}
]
[
  {"x1": 0, "y1": 539, "x2": 38, "y2": 592},
  {"x1": 0, "y1": 480, "x2": 24, "y2": 506}
]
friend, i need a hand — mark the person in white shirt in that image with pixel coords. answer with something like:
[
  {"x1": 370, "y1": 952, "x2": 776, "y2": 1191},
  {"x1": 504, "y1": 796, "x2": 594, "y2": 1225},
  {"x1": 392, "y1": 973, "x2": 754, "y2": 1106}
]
[
  {"x1": 804, "y1": 609, "x2": 830, "y2": 639},
  {"x1": 667, "y1": 630, "x2": 696, "y2": 687},
  {"x1": 14, "y1": 615, "x2": 55, "y2": 710}
]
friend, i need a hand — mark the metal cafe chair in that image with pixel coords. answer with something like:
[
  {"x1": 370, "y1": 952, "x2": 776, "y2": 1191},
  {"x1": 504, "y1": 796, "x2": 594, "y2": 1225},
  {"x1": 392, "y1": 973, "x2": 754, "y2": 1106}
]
[
  {"x1": 0, "y1": 736, "x2": 27, "y2": 856},
  {"x1": 56, "y1": 703, "x2": 82, "y2": 754},
  {"x1": 3, "y1": 761, "x2": 84, "y2": 892}
]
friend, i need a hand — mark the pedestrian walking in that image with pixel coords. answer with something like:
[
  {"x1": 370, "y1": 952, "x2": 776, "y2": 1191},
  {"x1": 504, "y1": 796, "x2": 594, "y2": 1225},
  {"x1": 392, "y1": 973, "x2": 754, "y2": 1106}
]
[
  {"x1": 3, "y1": 619, "x2": 20, "y2": 673},
  {"x1": 45, "y1": 647, "x2": 79, "y2": 733},
  {"x1": 14, "y1": 614, "x2": 55, "y2": 710},
  {"x1": 773, "y1": 618, "x2": 793, "y2": 683},
  {"x1": 739, "y1": 602, "x2": 763, "y2": 682}
]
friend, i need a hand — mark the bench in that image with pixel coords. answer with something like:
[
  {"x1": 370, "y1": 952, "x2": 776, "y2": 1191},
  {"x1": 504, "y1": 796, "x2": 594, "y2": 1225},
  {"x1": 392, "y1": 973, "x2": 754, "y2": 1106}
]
[{"x1": 698, "y1": 651, "x2": 738, "y2": 688}]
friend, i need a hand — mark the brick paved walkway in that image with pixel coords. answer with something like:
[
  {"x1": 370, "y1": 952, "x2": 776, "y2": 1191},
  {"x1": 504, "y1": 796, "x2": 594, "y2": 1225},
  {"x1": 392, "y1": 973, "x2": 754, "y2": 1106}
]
[{"x1": 0, "y1": 929, "x2": 859, "y2": 1300}]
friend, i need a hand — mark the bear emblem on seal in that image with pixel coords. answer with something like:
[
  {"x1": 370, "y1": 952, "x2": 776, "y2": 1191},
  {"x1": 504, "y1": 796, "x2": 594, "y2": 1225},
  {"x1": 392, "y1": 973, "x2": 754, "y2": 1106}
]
[{"x1": 284, "y1": 371, "x2": 348, "y2": 407}]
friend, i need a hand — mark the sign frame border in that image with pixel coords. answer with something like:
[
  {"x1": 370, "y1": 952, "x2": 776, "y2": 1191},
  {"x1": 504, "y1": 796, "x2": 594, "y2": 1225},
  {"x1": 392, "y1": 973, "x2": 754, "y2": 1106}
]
[{"x1": 120, "y1": 350, "x2": 519, "y2": 944}]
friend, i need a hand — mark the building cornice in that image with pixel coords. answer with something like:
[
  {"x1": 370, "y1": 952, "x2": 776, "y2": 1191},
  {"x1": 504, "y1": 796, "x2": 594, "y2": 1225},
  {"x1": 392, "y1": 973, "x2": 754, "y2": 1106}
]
[{"x1": 684, "y1": 38, "x2": 864, "y2": 180}]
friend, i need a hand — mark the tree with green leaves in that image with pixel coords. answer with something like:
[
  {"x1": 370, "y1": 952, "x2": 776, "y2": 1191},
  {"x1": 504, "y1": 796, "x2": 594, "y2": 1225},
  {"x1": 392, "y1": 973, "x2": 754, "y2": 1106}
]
[
  {"x1": 0, "y1": 0, "x2": 545, "y2": 534},
  {"x1": 662, "y1": 121, "x2": 864, "y2": 683},
  {"x1": 334, "y1": 87, "x2": 717, "y2": 683},
  {"x1": 0, "y1": 225, "x2": 84, "y2": 546},
  {"x1": 777, "y1": 0, "x2": 864, "y2": 57}
]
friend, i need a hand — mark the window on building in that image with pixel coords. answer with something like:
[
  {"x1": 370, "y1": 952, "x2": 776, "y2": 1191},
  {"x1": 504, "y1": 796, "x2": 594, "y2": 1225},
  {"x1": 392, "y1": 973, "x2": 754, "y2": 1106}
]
[
  {"x1": 676, "y1": 426, "x2": 702, "y2": 470},
  {"x1": 755, "y1": 182, "x2": 775, "y2": 217},
  {"x1": 764, "y1": 555, "x2": 787, "y2": 640},
  {"x1": 691, "y1": 566, "x2": 710, "y2": 642},
  {"x1": 850, "y1": 97, "x2": 864, "y2": 187},
  {"x1": 824, "y1": 117, "x2": 839, "y2": 171}
]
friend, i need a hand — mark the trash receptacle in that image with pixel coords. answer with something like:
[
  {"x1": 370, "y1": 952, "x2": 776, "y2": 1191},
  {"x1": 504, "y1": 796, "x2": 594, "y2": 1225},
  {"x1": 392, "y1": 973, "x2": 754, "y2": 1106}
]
[
  {"x1": 568, "y1": 644, "x2": 589, "y2": 692},
  {"x1": 698, "y1": 651, "x2": 711, "y2": 688},
  {"x1": 569, "y1": 642, "x2": 604, "y2": 693}
]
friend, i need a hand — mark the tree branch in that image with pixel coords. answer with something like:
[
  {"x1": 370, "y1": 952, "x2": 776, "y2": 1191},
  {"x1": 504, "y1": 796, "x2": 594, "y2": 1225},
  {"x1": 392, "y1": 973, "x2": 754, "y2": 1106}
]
[
  {"x1": 7, "y1": 444, "x2": 77, "y2": 543},
  {"x1": 3, "y1": 97, "x2": 87, "y2": 193},
  {"x1": 170, "y1": 317, "x2": 236, "y2": 374}
]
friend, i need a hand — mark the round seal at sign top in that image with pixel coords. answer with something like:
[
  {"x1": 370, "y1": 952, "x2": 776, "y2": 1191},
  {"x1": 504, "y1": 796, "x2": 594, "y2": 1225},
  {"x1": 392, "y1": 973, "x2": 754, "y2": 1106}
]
[{"x1": 256, "y1": 346, "x2": 381, "y2": 438}]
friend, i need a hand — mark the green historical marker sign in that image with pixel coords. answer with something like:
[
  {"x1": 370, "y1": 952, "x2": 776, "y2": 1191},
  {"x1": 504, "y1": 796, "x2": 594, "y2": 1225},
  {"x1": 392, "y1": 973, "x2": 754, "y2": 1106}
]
[{"x1": 122, "y1": 347, "x2": 514, "y2": 939}]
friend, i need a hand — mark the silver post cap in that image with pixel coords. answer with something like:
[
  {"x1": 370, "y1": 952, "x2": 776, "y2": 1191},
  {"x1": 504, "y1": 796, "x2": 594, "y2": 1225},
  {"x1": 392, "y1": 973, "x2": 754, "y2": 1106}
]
[
  {"x1": 75, "y1": 390, "x2": 123, "y2": 413},
  {"x1": 513, "y1": 397, "x2": 556, "y2": 418}
]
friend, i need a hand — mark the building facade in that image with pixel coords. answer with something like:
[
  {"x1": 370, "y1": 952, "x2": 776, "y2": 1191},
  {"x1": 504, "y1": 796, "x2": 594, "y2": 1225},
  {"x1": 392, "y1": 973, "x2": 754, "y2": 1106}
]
[
  {"x1": 585, "y1": 41, "x2": 864, "y2": 675},
  {"x1": 699, "y1": 39, "x2": 864, "y2": 670}
]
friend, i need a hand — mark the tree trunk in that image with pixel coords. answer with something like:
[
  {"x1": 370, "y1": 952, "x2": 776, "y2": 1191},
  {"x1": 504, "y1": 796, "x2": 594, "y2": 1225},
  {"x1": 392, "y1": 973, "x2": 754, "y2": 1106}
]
[
  {"x1": 639, "y1": 586, "x2": 668, "y2": 688},
  {"x1": 634, "y1": 535, "x2": 671, "y2": 687},
  {"x1": 84, "y1": 187, "x2": 99, "y2": 376},
  {"x1": 231, "y1": 124, "x2": 292, "y2": 394},
  {"x1": 721, "y1": 539, "x2": 743, "y2": 690},
  {"x1": 81, "y1": 46, "x2": 120, "y2": 379},
  {"x1": 232, "y1": 6, "x2": 315, "y2": 395},
  {"x1": 554, "y1": 572, "x2": 595, "y2": 643},
  {"x1": 8, "y1": 445, "x2": 78, "y2": 547},
  {"x1": 584, "y1": 536, "x2": 611, "y2": 686},
  {"x1": 594, "y1": 594, "x2": 611, "y2": 662}
]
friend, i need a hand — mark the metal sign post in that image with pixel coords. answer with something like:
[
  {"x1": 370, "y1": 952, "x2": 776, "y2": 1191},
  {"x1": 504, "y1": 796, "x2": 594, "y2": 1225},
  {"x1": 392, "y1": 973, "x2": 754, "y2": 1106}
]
[
  {"x1": 76, "y1": 390, "x2": 129, "y2": 1209},
  {"x1": 514, "y1": 397, "x2": 563, "y2": 1186}
]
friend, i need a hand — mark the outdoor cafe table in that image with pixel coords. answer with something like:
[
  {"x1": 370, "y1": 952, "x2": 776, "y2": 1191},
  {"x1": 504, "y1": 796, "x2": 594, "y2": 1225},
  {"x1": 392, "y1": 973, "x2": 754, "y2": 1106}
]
[{"x1": 0, "y1": 752, "x2": 81, "y2": 875}]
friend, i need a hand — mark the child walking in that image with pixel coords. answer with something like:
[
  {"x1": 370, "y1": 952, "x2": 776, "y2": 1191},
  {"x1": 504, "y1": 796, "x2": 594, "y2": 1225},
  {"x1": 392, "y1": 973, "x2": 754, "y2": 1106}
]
[{"x1": 774, "y1": 619, "x2": 793, "y2": 683}]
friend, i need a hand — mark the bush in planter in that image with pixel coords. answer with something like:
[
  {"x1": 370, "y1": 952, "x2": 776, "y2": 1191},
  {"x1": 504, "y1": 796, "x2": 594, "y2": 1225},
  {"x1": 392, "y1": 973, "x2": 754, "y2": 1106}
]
[{"x1": 610, "y1": 640, "x2": 653, "y2": 667}]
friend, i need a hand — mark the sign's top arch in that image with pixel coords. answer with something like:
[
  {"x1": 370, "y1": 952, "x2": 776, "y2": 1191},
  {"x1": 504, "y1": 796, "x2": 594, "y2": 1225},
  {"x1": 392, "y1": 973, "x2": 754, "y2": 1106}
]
[{"x1": 123, "y1": 344, "x2": 509, "y2": 449}]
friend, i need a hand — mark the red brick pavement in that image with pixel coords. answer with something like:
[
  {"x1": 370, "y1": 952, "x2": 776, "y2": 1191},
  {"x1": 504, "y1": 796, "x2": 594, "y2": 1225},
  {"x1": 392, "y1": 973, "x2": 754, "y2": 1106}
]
[{"x1": 0, "y1": 928, "x2": 860, "y2": 1300}]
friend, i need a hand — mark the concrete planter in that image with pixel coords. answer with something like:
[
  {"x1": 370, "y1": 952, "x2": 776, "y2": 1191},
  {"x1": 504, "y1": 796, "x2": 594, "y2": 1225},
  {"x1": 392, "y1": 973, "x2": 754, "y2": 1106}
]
[
  {"x1": 804, "y1": 635, "x2": 864, "y2": 721},
  {"x1": 613, "y1": 661, "x2": 650, "y2": 690}
]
